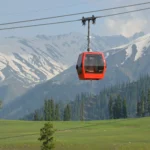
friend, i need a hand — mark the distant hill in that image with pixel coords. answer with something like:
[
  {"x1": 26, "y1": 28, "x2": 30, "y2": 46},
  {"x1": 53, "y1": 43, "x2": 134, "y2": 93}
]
[
  {"x1": 23, "y1": 74, "x2": 150, "y2": 121},
  {"x1": 0, "y1": 32, "x2": 132, "y2": 104},
  {"x1": 1, "y1": 33, "x2": 150, "y2": 119}
]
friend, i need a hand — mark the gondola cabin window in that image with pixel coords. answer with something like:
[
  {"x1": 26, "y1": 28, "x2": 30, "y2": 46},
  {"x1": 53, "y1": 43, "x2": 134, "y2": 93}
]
[{"x1": 84, "y1": 54, "x2": 104, "y2": 74}]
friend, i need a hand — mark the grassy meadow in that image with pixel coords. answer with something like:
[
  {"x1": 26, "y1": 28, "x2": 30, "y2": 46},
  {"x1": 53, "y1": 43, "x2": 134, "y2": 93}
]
[{"x1": 0, "y1": 117, "x2": 150, "y2": 150}]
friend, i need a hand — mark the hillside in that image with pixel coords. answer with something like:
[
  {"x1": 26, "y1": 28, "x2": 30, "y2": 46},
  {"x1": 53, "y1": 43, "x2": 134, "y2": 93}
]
[
  {"x1": 0, "y1": 32, "x2": 131, "y2": 104},
  {"x1": 0, "y1": 117, "x2": 150, "y2": 150},
  {"x1": 69, "y1": 75, "x2": 150, "y2": 120},
  {"x1": 22, "y1": 74, "x2": 150, "y2": 121},
  {"x1": 1, "y1": 33, "x2": 150, "y2": 119}
]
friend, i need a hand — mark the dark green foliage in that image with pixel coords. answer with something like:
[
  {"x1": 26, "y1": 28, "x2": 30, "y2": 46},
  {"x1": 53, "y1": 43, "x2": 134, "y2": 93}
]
[
  {"x1": 122, "y1": 98, "x2": 127, "y2": 118},
  {"x1": 148, "y1": 90, "x2": 150, "y2": 115},
  {"x1": 144, "y1": 95, "x2": 148, "y2": 116},
  {"x1": 136, "y1": 90, "x2": 150, "y2": 117},
  {"x1": 72, "y1": 94, "x2": 81, "y2": 120},
  {"x1": 44, "y1": 99, "x2": 55, "y2": 121},
  {"x1": 55, "y1": 104, "x2": 60, "y2": 121},
  {"x1": 44, "y1": 100, "x2": 49, "y2": 121},
  {"x1": 137, "y1": 101, "x2": 141, "y2": 117},
  {"x1": 23, "y1": 74, "x2": 150, "y2": 121},
  {"x1": 113, "y1": 100, "x2": 117, "y2": 119},
  {"x1": 116, "y1": 95, "x2": 122, "y2": 119},
  {"x1": 38, "y1": 122, "x2": 55, "y2": 150},
  {"x1": 80, "y1": 100, "x2": 84, "y2": 121},
  {"x1": 34, "y1": 110, "x2": 39, "y2": 121},
  {"x1": 64, "y1": 104, "x2": 71, "y2": 121},
  {"x1": 69, "y1": 75, "x2": 150, "y2": 120},
  {"x1": 50, "y1": 99, "x2": 55, "y2": 121},
  {"x1": 141, "y1": 91, "x2": 145, "y2": 117},
  {"x1": 47, "y1": 100, "x2": 51, "y2": 121},
  {"x1": 23, "y1": 99, "x2": 61, "y2": 121},
  {"x1": 108, "y1": 95, "x2": 127, "y2": 119},
  {"x1": 0, "y1": 100, "x2": 2, "y2": 109},
  {"x1": 108, "y1": 96, "x2": 113, "y2": 119}
]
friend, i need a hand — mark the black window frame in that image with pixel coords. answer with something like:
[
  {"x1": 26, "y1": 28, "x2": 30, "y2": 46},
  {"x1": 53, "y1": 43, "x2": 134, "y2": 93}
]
[{"x1": 76, "y1": 54, "x2": 83, "y2": 74}]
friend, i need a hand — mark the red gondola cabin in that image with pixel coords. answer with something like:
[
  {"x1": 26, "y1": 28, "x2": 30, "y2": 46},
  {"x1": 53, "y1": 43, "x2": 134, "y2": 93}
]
[{"x1": 76, "y1": 52, "x2": 106, "y2": 80}]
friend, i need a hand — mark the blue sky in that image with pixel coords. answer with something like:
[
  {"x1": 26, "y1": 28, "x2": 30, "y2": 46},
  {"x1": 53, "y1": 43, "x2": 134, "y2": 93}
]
[{"x1": 0, "y1": 0, "x2": 149, "y2": 37}]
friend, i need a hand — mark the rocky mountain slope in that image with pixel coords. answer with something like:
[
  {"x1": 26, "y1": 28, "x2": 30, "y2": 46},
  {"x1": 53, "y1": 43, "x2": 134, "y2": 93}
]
[
  {"x1": 1, "y1": 32, "x2": 149, "y2": 119},
  {"x1": 0, "y1": 32, "x2": 131, "y2": 104}
]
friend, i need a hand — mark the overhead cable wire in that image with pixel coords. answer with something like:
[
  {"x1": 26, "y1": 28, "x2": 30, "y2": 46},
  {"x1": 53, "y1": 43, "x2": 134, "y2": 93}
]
[
  {"x1": 96, "y1": 6, "x2": 150, "y2": 18},
  {"x1": 0, "y1": 1, "x2": 150, "y2": 26},
  {"x1": 0, "y1": 19, "x2": 80, "y2": 31},
  {"x1": 0, "y1": 7, "x2": 149, "y2": 31}
]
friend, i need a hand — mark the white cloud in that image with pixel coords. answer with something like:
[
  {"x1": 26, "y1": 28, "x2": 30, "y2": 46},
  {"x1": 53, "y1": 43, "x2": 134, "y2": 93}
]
[
  {"x1": 105, "y1": 17, "x2": 148, "y2": 37},
  {"x1": 102, "y1": 0, "x2": 150, "y2": 37}
]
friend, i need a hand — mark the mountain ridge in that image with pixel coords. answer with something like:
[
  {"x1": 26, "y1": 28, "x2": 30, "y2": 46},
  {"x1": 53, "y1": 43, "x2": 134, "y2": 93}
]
[
  {"x1": 1, "y1": 32, "x2": 149, "y2": 119},
  {"x1": 0, "y1": 32, "x2": 133, "y2": 104}
]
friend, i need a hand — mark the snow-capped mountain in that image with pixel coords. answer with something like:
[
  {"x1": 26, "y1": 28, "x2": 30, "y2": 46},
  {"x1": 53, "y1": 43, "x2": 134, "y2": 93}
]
[
  {"x1": 0, "y1": 32, "x2": 132, "y2": 86},
  {"x1": 1, "y1": 33, "x2": 150, "y2": 119},
  {"x1": 0, "y1": 32, "x2": 131, "y2": 104},
  {"x1": 105, "y1": 33, "x2": 150, "y2": 81},
  {"x1": 106, "y1": 33, "x2": 150, "y2": 61}
]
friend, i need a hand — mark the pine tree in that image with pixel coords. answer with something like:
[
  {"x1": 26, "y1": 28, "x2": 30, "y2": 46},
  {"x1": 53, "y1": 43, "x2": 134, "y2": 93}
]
[
  {"x1": 55, "y1": 104, "x2": 60, "y2": 121},
  {"x1": 50, "y1": 99, "x2": 55, "y2": 121},
  {"x1": 122, "y1": 98, "x2": 127, "y2": 118},
  {"x1": 67, "y1": 104, "x2": 71, "y2": 120},
  {"x1": 47, "y1": 100, "x2": 51, "y2": 121},
  {"x1": 148, "y1": 89, "x2": 150, "y2": 115},
  {"x1": 44, "y1": 100, "x2": 49, "y2": 121},
  {"x1": 38, "y1": 122, "x2": 56, "y2": 150},
  {"x1": 63, "y1": 106, "x2": 67, "y2": 121},
  {"x1": 46, "y1": 99, "x2": 55, "y2": 121},
  {"x1": 137, "y1": 101, "x2": 142, "y2": 117},
  {"x1": 80, "y1": 100, "x2": 84, "y2": 121},
  {"x1": 63, "y1": 104, "x2": 71, "y2": 121},
  {"x1": 108, "y1": 96, "x2": 113, "y2": 119},
  {"x1": 141, "y1": 91, "x2": 145, "y2": 117},
  {"x1": 113, "y1": 99, "x2": 117, "y2": 119},
  {"x1": 144, "y1": 95, "x2": 148, "y2": 116},
  {"x1": 0, "y1": 100, "x2": 2, "y2": 109},
  {"x1": 34, "y1": 110, "x2": 39, "y2": 121},
  {"x1": 72, "y1": 94, "x2": 80, "y2": 120},
  {"x1": 116, "y1": 95, "x2": 122, "y2": 119}
]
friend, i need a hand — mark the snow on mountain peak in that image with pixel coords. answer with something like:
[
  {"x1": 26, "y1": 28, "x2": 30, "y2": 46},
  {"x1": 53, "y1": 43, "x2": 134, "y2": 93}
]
[
  {"x1": 0, "y1": 32, "x2": 147, "y2": 88},
  {"x1": 133, "y1": 34, "x2": 150, "y2": 61},
  {"x1": 0, "y1": 37, "x2": 70, "y2": 86},
  {"x1": 106, "y1": 33, "x2": 150, "y2": 62},
  {"x1": 125, "y1": 33, "x2": 150, "y2": 61}
]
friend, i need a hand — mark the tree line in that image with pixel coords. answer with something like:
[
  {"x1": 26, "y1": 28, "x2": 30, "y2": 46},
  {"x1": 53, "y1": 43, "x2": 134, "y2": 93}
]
[
  {"x1": 23, "y1": 74, "x2": 150, "y2": 121},
  {"x1": 108, "y1": 95, "x2": 127, "y2": 119},
  {"x1": 33, "y1": 99, "x2": 71, "y2": 121},
  {"x1": 136, "y1": 90, "x2": 150, "y2": 117}
]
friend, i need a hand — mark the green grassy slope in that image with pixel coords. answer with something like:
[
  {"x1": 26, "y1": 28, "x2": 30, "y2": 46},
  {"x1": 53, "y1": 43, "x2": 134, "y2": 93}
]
[{"x1": 0, "y1": 117, "x2": 150, "y2": 150}]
